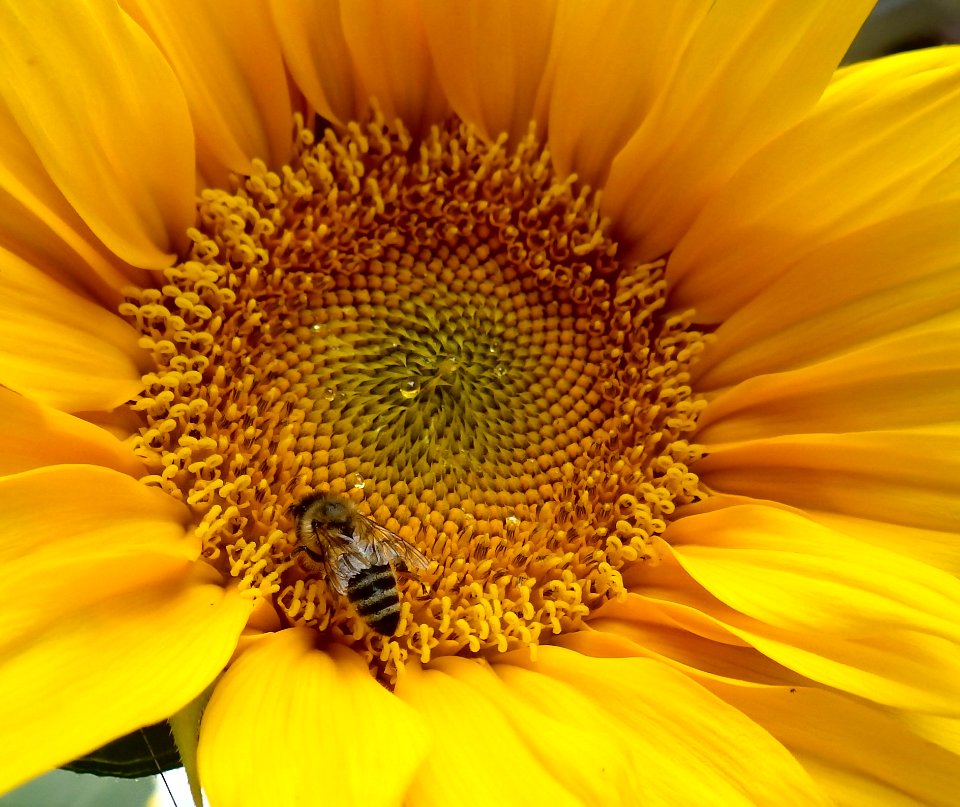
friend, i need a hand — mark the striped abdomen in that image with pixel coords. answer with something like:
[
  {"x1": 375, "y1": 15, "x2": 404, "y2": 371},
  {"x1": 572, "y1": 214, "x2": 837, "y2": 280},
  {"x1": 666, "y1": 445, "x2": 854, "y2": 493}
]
[{"x1": 346, "y1": 564, "x2": 401, "y2": 635}]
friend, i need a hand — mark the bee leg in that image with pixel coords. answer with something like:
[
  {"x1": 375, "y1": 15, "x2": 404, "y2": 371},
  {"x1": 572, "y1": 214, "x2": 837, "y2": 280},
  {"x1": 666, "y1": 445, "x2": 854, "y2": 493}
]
[{"x1": 292, "y1": 545, "x2": 326, "y2": 574}]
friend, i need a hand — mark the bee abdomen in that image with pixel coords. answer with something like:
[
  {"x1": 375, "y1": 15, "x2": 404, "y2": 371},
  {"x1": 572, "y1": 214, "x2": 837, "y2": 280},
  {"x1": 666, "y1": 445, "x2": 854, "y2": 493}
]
[{"x1": 346, "y1": 564, "x2": 401, "y2": 635}]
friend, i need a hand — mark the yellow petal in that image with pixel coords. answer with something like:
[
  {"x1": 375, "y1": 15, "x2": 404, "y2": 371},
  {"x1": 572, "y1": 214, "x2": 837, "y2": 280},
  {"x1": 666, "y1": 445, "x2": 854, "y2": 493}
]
[
  {"x1": 123, "y1": 0, "x2": 292, "y2": 188},
  {"x1": 340, "y1": 0, "x2": 449, "y2": 134},
  {"x1": 545, "y1": 0, "x2": 710, "y2": 189},
  {"x1": 743, "y1": 628, "x2": 960, "y2": 717},
  {"x1": 809, "y1": 47, "x2": 960, "y2": 217},
  {"x1": 0, "y1": 388, "x2": 143, "y2": 476},
  {"x1": 604, "y1": 0, "x2": 874, "y2": 260},
  {"x1": 668, "y1": 49, "x2": 960, "y2": 320},
  {"x1": 0, "y1": 467, "x2": 250, "y2": 794},
  {"x1": 0, "y1": 103, "x2": 147, "y2": 303},
  {"x1": 692, "y1": 197, "x2": 960, "y2": 392},
  {"x1": 0, "y1": 0, "x2": 195, "y2": 268},
  {"x1": 898, "y1": 713, "x2": 960, "y2": 756},
  {"x1": 501, "y1": 645, "x2": 830, "y2": 806},
  {"x1": 0, "y1": 576, "x2": 249, "y2": 795},
  {"x1": 396, "y1": 662, "x2": 584, "y2": 807},
  {"x1": 0, "y1": 465, "x2": 195, "y2": 629},
  {"x1": 421, "y1": 0, "x2": 557, "y2": 145},
  {"x1": 74, "y1": 405, "x2": 145, "y2": 442},
  {"x1": 428, "y1": 655, "x2": 635, "y2": 805},
  {"x1": 695, "y1": 431, "x2": 960, "y2": 533},
  {"x1": 825, "y1": 44, "x2": 960, "y2": 112},
  {"x1": 642, "y1": 552, "x2": 960, "y2": 716},
  {"x1": 811, "y1": 511, "x2": 960, "y2": 578},
  {"x1": 668, "y1": 505, "x2": 960, "y2": 643},
  {"x1": 706, "y1": 682, "x2": 960, "y2": 807},
  {"x1": 680, "y1": 493, "x2": 960, "y2": 580},
  {"x1": 199, "y1": 629, "x2": 429, "y2": 807},
  {"x1": 696, "y1": 315, "x2": 960, "y2": 445},
  {"x1": 585, "y1": 594, "x2": 807, "y2": 688},
  {"x1": 0, "y1": 248, "x2": 145, "y2": 412},
  {"x1": 268, "y1": 0, "x2": 364, "y2": 126}
]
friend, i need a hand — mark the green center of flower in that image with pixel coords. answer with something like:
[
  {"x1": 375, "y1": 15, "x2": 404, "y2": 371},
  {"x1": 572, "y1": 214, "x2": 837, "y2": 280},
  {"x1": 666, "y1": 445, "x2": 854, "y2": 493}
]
[{"x1": 121, "y1": 111, "x2": 708, "y2": 683}]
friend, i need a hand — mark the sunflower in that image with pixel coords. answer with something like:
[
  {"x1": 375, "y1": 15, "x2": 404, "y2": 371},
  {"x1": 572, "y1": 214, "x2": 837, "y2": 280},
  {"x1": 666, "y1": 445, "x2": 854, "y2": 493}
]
[{"x1": 2, "y1": 0, "x2": 959, "y2": 804}]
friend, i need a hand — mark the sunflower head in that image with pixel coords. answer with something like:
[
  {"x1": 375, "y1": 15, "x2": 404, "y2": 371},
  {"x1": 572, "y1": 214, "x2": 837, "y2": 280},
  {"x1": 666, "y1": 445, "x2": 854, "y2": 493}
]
[{"x1": 121, "y1": 109, "x2": 708, "y2": 681}]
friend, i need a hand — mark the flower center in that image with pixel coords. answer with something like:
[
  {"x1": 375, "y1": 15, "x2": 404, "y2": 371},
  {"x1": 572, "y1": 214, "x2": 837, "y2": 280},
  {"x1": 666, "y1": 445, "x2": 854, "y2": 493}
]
[{"x1": 121, "y1": 112, "x2": 708, "y2": 683}]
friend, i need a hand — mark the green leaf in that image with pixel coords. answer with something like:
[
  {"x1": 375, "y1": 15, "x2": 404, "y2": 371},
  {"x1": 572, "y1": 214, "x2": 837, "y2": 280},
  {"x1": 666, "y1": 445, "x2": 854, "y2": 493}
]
[{"x1": 60, "y1": 721, "x2": 181, "y2": 778}]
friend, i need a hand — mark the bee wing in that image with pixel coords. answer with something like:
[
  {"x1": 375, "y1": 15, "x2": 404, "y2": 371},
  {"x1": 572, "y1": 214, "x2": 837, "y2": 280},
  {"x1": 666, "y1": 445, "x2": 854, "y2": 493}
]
[
  {"x1": 355, "y1": 515, "x2": 430, "y2": 571},
  {"x1": 312, "y1": 525, "x2": 369, "y2": 595}
]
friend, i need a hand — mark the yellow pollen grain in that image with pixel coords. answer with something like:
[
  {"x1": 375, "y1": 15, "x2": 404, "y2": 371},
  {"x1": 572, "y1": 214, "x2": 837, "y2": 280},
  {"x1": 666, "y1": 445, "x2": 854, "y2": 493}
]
[{"x1": 120, "y1": 110, "x2": 709, "y2": 684}]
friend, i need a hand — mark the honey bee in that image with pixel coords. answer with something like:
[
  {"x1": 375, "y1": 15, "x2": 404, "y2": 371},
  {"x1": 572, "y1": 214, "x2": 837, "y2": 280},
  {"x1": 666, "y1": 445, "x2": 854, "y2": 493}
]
[{"x1": 291, "y1": 492, "x2": 430, "y2": 635}]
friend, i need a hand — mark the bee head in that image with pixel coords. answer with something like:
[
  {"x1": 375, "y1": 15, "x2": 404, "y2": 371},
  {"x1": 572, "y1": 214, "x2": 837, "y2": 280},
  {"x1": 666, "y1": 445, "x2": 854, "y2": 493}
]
[
  {"x1": 290, "y1": 491, "x2": 354, "y2": 527},
  {"x1": 289, "y1": 497, "x2": 311, "y2": 519},
  {"x1": 290, "y1": 492, "x2": 327, "y2": 520}
]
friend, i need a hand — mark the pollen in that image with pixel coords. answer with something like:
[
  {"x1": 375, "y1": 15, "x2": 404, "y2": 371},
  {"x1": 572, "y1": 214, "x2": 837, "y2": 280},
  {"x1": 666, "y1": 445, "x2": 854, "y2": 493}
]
[{"x1": 121, "y1": 111, "x2": 709, "y2": 683}]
